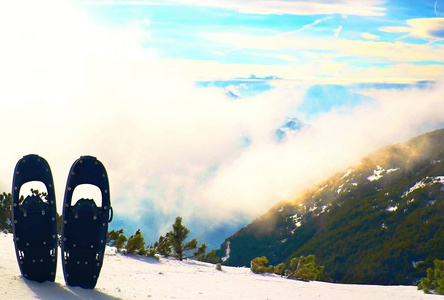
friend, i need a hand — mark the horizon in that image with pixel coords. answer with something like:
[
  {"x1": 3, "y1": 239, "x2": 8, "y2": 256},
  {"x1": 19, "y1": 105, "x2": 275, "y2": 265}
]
[{"x1": 1, "y1": 0, "x2": 444, "y2": 248}]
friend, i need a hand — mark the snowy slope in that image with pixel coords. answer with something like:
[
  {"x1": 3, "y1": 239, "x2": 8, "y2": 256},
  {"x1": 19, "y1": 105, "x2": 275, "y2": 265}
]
[{"x1": 0, "y1": 233, "x2": 439, "y2": 300}]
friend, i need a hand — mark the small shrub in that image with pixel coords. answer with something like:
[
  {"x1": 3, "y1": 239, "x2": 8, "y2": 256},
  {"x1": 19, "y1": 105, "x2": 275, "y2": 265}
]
[
  {"x1": 250, "y1": 256, "x2": 285, "y2": 275},
  {"x1": 154, "y1": 235, "x2": 172, "y2": 257},
  {"x1": 216, "y1": 263, "x2": 222, "y2": 271},
  {"x1": 251, "y1": 256, "x2": 269, "y2": 274},
  {"x1": 125, "y1": 229, "x2": 146, "y2": 255},
  {"x1": 418, "y1": 259, "x2": 444, "y2": 295},
  {"x1": 115, "y1": 234, "x2": 128, "y2": 252},
  {"x1": 285, "y1": 255, "x2": 324, "y2": 281},
  {"x1": 107, "y1": 229, "x2": 127, "y2": 252},
  {"x1": 198, "y1": 249, "x2": 220, "y2": 263},
  {"x1": 145, "y1": 245, "x2": 160, "y2": 260}
]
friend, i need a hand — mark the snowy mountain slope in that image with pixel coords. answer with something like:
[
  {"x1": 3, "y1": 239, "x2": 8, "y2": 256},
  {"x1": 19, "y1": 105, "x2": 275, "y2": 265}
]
[
  {"x1": 0, "y1": 233, "x2": 439, "y2": 299},
  {"x1": 219, "y1": 129, "x2": 444, "y2": 284}
]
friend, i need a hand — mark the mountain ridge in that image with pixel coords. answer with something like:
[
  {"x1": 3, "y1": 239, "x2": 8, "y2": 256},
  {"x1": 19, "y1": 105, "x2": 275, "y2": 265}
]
[{"x1": 217, "y1": 128, "x2": 444, "y2": 285}]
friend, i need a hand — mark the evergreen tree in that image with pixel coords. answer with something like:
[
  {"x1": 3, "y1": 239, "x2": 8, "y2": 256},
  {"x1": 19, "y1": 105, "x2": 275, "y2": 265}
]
[{"x1": 165, "y1": 216, "x2": 206, "y2": 261}]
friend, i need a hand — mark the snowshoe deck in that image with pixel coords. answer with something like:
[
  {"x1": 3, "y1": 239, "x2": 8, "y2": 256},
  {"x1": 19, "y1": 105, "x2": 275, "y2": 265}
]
[
  {"x1": 12, "y1": 154, "x2": 58, "y2": 282},
  {"x1": 61, "y1": 156, "x2": 112, "y2": 289}
]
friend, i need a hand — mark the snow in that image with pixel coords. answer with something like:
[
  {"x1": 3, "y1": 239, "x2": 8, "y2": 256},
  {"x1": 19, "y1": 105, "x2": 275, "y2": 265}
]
[
  {"x1": 0, "y1": 233, "x2": 440, "y2": 300},
  {"x1": 336, "y1": 183, "x2": 345, "y2": 194},
  {"x1": 221, "y1": 241, "x2": 230, "y2": 262},
  {"x1": 290, "y1": 214, "x2": 303, "y2": 232},
  {"x1": 402, "y1": 176, "x2": 444, "y2": 198},
  {"x1": 386, "y1": 205, "x2": 398, "y2": 212},
  {"x1": 386, "y1": 168, "x2": 400, "y2": 174},
  {"x1": 367, "y1": 166, "x2": 400, "y2": 182},
  {"x1": 367, "y1": 165, "x2": 385, "y2": 181},
  {"x1": 317, "y1": 184, "x2": 329, "y2": 192},
  {"x1": 341, "y1": 170, "x2": 352, "y2": 179}
]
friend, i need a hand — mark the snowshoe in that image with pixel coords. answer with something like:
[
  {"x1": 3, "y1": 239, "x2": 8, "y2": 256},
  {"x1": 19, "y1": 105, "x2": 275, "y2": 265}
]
[
  {"x1": 61, "y1": 156, "x2": 113, "y2": 289},
  {"x1": 12, "y1": 154, "x2": 58, "y2": 282}
]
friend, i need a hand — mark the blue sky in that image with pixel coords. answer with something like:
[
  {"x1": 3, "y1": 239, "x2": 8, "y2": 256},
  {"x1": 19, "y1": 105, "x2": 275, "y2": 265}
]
[
  {"x1": 1, "y1": 0, "x2": 444, "y2": 248},
  {"x1": 76, "y1": 0, "x2": 444, "y2": 87},
  {"x1": 76, "y1": 0, "x2": 444, "y2": 121}
]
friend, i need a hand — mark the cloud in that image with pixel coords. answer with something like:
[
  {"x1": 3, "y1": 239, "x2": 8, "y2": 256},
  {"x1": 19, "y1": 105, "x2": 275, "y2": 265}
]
[
  {"x1": 279, "y1": 17, "x2": 331, "y2": 37},
  {"x1": 171, "y1": 0, "x2": 386, "y2": 16},
  {"x1": 334, "y1": 25, "x2": 343, "y2": 38},
  {"x1": 361, "y1": 32, "x2": 380, "y2": 40},
  {"x1": 380, "y1": 18, "x2": 444, "y2": 40},
  {"x1": 379, "y1": 26, "x2": 411, "y2": 33},
  {"x1": 206, "y1": 31, "x2": 444, "y2": 69},
  {"x1": 200, "y1": 79, "x2": 444, "y2": 216}
]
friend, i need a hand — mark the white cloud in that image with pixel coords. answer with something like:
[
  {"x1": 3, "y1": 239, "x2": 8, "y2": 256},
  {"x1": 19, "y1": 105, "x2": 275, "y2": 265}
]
[
  {"x1": 334, "y1": 25, "x2": 343, "y2": 38},
  {"x1": 279, "y1": 17, "x2": 330, "y2": 37},
  {"x1": 226, "y1": 30, "x2": 444, "y2": 59},
  {"x1": 361, "y1": 32, "x2": 380, "y2": 40},
  {"x1": 201, "y1": 79, "x2": 444, "y2": 216},
  {"x1": 380, "y1": 18, "x2": 444, "y2": 40},
  {"x1": 172, "y1": 0, "x2": 386, "y2": 16}
]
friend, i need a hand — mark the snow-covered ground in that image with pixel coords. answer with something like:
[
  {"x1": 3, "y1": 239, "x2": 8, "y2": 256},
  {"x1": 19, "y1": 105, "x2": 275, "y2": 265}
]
[{"x1": 0, "y1": 233, "x2": 440, "y2": 299}]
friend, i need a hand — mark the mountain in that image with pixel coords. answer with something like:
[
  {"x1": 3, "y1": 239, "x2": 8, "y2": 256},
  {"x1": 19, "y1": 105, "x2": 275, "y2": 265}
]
[
  {"x1": 275, "y1": 117, "x2": 308, "y2": 142},
  {"x1": 217, "y1": 129, "x2": 444, "y2": 285}
]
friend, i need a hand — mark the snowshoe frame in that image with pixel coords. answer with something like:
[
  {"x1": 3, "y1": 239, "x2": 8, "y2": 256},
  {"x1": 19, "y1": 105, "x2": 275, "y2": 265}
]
[
  {"x1": 61, "y1": 155, "x2": 112, "y2": 289},
  {"x1": 12, "y1": 154, "x2": 58, "y2": 283}
]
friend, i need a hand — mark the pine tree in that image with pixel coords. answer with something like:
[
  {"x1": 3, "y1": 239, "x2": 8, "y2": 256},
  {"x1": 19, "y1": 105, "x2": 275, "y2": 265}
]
[
  {"x1": 167, "y1": 216, "x2": 193, "y2": 260},
  {"x1": 165, "y1": 216, "x2": 206, "y2": 261}
]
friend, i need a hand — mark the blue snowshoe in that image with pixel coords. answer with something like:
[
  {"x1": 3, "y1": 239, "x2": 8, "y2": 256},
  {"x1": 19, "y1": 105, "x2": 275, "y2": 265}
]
[
  {"x1": 61, "y1": 156, "x2": 113, "y2": 289},
  {"x1": 12, "y1": 154, "x2": 58, "y2": 282}
]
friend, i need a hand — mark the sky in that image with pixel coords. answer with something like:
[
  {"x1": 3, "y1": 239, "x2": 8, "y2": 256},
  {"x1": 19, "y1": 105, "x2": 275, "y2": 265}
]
[{"x1": 0, "y1": 0, "x2": 443, "y2": 248}]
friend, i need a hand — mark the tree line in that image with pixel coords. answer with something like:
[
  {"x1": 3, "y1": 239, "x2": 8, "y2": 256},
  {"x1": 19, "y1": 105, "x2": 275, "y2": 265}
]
[
  {"x1": 107, "y1": 216, "x2": 220, "y2": 264},
  {"x1": 249, "y1": 253, "x2": 444, "y2": 295}
]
